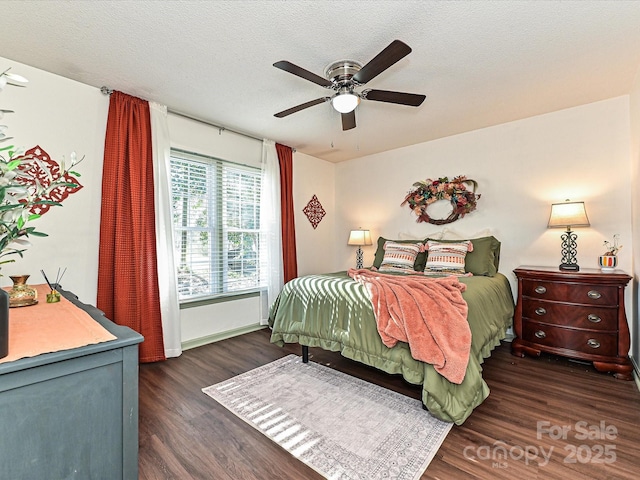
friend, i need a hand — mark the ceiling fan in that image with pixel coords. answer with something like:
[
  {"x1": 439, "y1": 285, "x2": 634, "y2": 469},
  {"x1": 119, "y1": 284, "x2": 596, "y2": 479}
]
[{"x1": 273, "y1": 40, "x2": 426, "y2": 131}]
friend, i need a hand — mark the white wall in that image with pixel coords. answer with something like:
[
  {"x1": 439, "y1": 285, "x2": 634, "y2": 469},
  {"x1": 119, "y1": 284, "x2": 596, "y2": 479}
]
[
  {"x1": 168, "y1": 114, "x2": 263, "y2": 169},
  {"x1": 335, "y1": 97, "x2": 635, "y2": 344},
  {"x1": 293, "y1": 152, "x2": 336, "y2": 276},
  {"x1": 629, "y1": 64, "x2": 640, "y2": 363},
  {"x1": 0, "y1": 57, "x2": 108, "y2": 303}
]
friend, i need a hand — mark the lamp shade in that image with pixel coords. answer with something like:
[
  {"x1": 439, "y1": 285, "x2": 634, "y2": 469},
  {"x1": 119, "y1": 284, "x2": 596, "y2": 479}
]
[
  {"x1": 548, "y1": 201, "x2": 590, "y2": 228},
  {"x1": 348, "y1": 229, "x2": 372, "y2": 246},
  {"x1": 332, "y1": 93, "x2": 360, "y2": 114}
]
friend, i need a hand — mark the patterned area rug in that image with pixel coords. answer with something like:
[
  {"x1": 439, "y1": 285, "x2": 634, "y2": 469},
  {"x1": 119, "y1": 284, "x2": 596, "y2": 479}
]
[{"x1": 202, "y1": 355, "x2": 452, "y2": 479}]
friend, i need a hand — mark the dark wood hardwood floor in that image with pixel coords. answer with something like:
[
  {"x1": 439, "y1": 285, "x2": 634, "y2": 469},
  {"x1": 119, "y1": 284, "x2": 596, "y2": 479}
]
[{"x1": 139, "y1": 328, "x2": 640, "y2": 479}]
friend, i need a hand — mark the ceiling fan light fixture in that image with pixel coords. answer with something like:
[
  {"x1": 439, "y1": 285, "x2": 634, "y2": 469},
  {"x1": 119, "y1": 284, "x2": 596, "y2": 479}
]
[
  {"x1": 332, "y1": 92, "x2": 360, "y2": 113},
  {"x1": 273, "y1": 40, "x2": 423, "y2": 131}
]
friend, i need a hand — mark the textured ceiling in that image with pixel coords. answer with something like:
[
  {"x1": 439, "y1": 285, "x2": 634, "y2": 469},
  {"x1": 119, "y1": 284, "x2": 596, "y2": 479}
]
[{"x1": 2, "y1": 0, "x2": 640, "y2": 162}]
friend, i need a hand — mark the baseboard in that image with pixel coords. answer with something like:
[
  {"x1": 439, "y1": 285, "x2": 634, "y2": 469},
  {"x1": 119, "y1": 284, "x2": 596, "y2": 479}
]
[
  {"x1": 631, "y1": 356, "x2": 640, "y2": 393},
  {"x1": 181, "y1": 324, "x2": 267, "y2": 351},
  {"x1": 502, "y1": 329, "x2": 515, "y2": 342}
]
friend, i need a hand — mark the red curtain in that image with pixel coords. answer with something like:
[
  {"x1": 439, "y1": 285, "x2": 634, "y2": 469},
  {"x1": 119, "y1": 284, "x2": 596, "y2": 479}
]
[
  {"x1": 97, "y1": 91, "x2": 166, "y2": 363},
  {"x1": 276, "y1": 143, "x2": 298, "y2": 283}
]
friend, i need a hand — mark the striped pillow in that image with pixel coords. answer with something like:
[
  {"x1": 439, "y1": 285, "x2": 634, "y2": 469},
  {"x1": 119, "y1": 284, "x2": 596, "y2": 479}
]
[
  {"x1": 378, "y1": 241, "x2": 423, "y2": 274},
  {"x1": 424, "y1": 240, "x2": 473, "y2": 274}
]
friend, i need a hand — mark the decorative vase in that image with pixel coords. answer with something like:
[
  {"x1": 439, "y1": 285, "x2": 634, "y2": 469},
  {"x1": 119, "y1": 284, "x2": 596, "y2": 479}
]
[
  {"x1": 0, "y1": 289, "x2": 8, "y2": 359},
  {"x1": 598, "y1": 255, "x2": 617, "y2": 273},
  {"x1": 8, "y1": 275, "x2": 38, "y2": 307}
]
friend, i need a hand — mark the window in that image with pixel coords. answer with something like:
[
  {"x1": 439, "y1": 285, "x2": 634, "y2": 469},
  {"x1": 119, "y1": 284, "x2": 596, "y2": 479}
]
[{"x1": 170, "y1": 149, "x2": 261, "y2": 301}]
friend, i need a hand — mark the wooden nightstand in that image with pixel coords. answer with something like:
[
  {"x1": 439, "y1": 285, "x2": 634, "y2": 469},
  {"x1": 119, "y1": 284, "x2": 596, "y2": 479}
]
[{"x1": 511, "y1": 266, "x2": 633, "y2": 380}]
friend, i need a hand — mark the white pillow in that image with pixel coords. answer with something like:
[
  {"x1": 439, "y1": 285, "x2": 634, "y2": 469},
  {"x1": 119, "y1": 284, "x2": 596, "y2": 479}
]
[
  {"x1": 441, "y1": 227, "x2": 492, "y2": 241},
  {"x1": 397, "y1": 230, "x2": 444, "y2": 241}
]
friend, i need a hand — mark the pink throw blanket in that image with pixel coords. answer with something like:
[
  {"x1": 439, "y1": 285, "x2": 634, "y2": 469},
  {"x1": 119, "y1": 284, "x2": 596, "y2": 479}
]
[{"x1": 348, "y1": 269, "x2": 471, "y2": 384}]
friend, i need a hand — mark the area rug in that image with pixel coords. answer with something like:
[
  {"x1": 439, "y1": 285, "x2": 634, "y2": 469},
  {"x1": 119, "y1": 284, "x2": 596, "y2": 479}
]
[{"x1": 202, "y1": 354, "x2": 453, "y2": 479}]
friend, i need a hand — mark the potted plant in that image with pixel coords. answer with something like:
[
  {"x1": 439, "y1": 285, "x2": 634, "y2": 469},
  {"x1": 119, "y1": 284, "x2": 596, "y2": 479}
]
[{"x1": 599, "y1": 234, "x2": 622, "y2": 272}]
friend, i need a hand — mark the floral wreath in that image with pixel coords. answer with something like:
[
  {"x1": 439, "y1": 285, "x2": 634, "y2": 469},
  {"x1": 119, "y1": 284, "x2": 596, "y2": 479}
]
[{"x1": 401, "y1": 175, "x2": 480, "y2": 225}]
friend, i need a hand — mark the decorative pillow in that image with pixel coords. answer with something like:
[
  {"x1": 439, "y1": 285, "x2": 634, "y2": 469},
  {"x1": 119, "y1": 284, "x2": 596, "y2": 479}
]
[
  {"x1": 378, "y1": 241, "x2": 423, "y2": 274},
  {"x1": 373, "y1": 237, "x2": 428, "y2": 271},
  {"x1": 424, "y1": 240, "x2": 473, "y2": 274},
  {"x1": 426, "y1": 236, "x2": 501, "y2": 276}
]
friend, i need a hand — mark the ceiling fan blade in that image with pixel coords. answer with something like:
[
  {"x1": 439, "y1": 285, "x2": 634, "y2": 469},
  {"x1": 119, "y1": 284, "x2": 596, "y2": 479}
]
[
  {"x1": 363, "y1": 89, "x2": 426, "y2": 107},
  {"x1": 273, "y1": 60, "x2": 333, "y2": 87},
  {"x1": 352, "y1": 40, "x2": 412, "y2": 85},
  {"x1": 274, "y1": 97, "x2": 329, "y2": 118},
  {"x1": 341, "y1": 110, "x2": 356, "y2": 131}
]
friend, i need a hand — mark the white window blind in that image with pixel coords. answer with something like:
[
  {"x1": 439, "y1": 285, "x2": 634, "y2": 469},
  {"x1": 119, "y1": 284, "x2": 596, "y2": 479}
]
[{"x1": 170, "y1": 149, "x2": 261, "y2": 301}]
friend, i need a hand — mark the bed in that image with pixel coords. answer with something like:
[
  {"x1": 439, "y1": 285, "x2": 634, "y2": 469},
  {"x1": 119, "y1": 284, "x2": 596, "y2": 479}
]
[{"x1": 268, "y1": 235, "x2": 514, "y2": 425}]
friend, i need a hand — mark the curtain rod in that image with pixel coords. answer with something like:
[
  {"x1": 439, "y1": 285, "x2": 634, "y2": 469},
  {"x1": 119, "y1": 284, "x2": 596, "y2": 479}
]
[{"x1": 100, "y1": 86, "x2": 265, "y2": 144}]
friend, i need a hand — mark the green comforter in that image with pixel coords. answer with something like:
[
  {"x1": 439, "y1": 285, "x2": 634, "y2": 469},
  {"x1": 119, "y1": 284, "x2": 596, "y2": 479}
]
[{"x1": 269, "y1": 271, "x2": 514, "y2": 425}]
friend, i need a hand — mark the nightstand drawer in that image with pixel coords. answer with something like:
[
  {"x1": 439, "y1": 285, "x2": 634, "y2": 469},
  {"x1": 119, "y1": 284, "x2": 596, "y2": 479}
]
[
  {"x1": 522, "y1": 300, "x2": 617, "y2": 331},
  {"x1": 522, "y1": 279, "x2": 617, "y2": 306},
  {"x1": 522, "y1": 320, "x2": 617, "y2": 356}
]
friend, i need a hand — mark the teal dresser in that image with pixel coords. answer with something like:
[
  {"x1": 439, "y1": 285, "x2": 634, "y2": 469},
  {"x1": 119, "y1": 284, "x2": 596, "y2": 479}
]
[{"x1": 0, "y1": 290, "x2": 143, "y2": 479}]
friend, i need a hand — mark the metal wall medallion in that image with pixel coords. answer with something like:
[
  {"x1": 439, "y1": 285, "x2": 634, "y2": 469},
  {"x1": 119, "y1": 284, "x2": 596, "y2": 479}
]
[{"x1": 303, "y1": 194, "x2": 326, "y2": 229}]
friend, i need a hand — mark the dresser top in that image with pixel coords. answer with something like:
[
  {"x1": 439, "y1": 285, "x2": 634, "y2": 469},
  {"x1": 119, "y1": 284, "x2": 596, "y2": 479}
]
[
  {"x1": 515, "y1": 265, "x2": 631, "y2": 283},
  {"x1": 0, "y1": 288, "x2": 142, "y2": 375}
]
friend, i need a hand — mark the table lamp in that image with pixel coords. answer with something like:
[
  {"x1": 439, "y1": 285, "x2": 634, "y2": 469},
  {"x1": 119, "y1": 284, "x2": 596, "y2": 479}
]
[
  {"x1": 547, "y1": 200, "x2": 590, "y2": 271},
  {"x1": 348, "y1": 228, "x2": 372, "y2": 269}
]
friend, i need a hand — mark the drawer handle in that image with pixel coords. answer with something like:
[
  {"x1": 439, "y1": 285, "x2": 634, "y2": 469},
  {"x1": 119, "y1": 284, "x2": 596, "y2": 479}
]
[
  {"x1": 587, "y1": 339, "x2": 601, "y2": 349},
  {"x1": 587, "y1": 290, "x2": 602, "y2": 300},
  {"x1": 534, "y1": 286, "x2": 547, "y2": 294},
  {"x1": 535, "y1": 330, "x2": 546, "y2": 339},
  {"x1": 535, "y1": 307, "x2": 547, "y2": 316},
  {"x1": 587, "y1": 314, "x2": 602, "y2": 323}
]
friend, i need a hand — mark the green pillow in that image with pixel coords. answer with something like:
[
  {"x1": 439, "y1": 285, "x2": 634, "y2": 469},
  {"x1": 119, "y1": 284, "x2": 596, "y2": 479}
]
[
  {"x1": 426, "y1": 236, "x2": 501, "y2": 276},
  {"x1": 372, "y1": 237, "x2": 427, "y2": 271}
]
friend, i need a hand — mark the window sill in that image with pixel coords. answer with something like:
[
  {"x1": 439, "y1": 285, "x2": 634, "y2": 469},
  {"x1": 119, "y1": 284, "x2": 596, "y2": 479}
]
[{"x1": 179, "y1": 289, "x2": 262, "y2": 309}]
